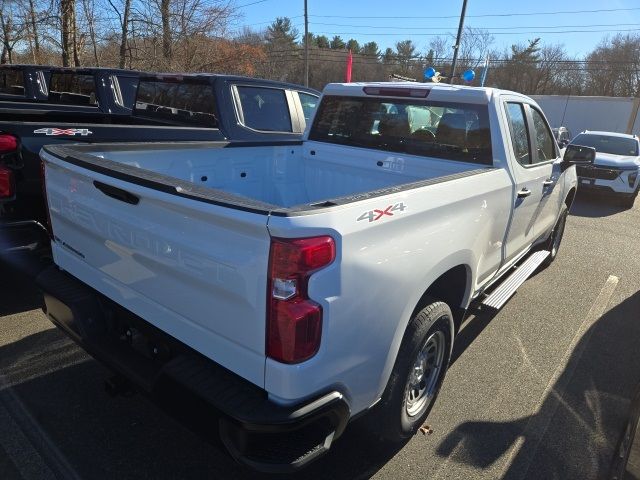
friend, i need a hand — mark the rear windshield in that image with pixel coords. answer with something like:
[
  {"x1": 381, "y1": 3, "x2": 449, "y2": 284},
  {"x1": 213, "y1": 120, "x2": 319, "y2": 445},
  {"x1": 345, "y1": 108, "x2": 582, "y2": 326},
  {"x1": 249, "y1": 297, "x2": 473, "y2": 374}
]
[
  {"x1": 309, "y1": 95, "x2": 492, "y2": 165},
  {"x1": 134, "y1": 79, "x2": 218, "y2": 128},
  {"x1": 0, "y1": 69, "x2": 25, "y2": 96},
  {"x1": 48, "y1": 73, "x2": 98, "y2": 106},
  {"x1": 571, "y1": 133, "x2": 638, "y2": 156}
]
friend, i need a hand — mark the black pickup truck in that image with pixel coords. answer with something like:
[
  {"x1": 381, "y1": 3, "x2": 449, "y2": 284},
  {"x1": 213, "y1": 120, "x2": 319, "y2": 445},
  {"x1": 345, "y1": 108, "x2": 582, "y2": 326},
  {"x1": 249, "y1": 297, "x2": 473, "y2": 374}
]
[{"x1": 0, "y1": 65, "x2": 319, "y2": 255}]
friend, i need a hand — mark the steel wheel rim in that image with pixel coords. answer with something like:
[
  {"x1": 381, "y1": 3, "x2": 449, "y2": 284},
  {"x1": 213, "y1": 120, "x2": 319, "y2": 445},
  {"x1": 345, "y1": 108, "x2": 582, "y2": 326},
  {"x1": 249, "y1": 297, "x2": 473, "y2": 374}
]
[{"x1": 404, "y1": 329, "x2": 446, "y2": 417}]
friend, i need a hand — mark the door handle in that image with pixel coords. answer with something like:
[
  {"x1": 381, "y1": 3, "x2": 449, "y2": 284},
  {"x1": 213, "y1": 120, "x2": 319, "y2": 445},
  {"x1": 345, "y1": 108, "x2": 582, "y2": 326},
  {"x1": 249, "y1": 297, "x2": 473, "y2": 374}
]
[
  {"x1": 542, "y1": 179, "x2": 555, "y2": 187},
  {"x1": 517, "y1": 188, "x2": 532, "y2": 198},
  {"x1": 93, "y1": 181, "x2": 140, "y2": 205}
]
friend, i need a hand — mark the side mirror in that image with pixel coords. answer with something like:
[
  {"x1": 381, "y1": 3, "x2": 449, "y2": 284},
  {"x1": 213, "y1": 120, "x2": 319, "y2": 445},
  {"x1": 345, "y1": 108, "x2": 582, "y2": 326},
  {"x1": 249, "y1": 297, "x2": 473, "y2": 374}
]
[{"x1": 563, "y1": 144, "x2": 595, "y2": 166}]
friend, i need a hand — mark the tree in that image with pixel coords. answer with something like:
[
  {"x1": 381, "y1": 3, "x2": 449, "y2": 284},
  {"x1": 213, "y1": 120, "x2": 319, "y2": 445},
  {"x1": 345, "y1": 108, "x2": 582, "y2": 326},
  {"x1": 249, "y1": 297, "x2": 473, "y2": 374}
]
[
  {"x1": 26, "y1": 0, "x2": 40, "y2": 62},
  {"x1": 395, "y1": 39, "x2": 417, "y2": 74},
  {"x1": 346, "y1": 38, "x2": 360, "y2": 54},
  {"x1": 262, "y1": 17, "x2": 300, "y2": 81},
  {"x1": 106, "y1": 0, "x2": 132, "y2": 68},
  {"x1": 316, "y1": 35, "x2": 330, "y2": 49},
  {"x1": 584, "y1": 34, "x2": 640, "y2": 97},
  {"x1": 382, "y1": 47, "x2": 395, "y2": 64},
  {"x1": 160, "y1": 0, "x2": 171, "y2": 60},
  {"x1": 361, "y1": 41, "x2": 380, "y2": 58},
  {"x1": 266, "y1": 17, "x2": 298, "y2": 47},
  {"x1": 80, "y1": 0, "x2": 100, "y2": 66},
  {"x1": 330, "y1": 35, "x2": 345, "y2": 50},
  {"x1": 60, "y1": 0, "x2": 80, "y2": 66}
]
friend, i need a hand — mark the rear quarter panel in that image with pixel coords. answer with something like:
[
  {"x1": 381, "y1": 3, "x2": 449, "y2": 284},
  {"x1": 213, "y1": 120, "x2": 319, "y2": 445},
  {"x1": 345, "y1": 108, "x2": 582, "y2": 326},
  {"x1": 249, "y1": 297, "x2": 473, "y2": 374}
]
[{"x1": 265, "y1": 167, "x2": 512, "y2": 413}]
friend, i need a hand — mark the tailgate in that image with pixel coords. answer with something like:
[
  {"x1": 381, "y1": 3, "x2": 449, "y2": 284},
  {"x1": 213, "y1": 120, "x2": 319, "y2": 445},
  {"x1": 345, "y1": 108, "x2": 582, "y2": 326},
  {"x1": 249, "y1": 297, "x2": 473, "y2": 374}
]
[{"x1": 41, "y1": 148, "x2": 271, "y2": 387}]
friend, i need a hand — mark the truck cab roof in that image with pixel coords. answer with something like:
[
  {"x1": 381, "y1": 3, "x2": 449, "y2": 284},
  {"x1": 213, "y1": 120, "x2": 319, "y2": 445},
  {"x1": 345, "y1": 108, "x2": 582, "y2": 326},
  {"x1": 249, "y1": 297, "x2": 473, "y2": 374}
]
[{"x1": 323, "y1": 82, "x2": 530, "y2": 105}]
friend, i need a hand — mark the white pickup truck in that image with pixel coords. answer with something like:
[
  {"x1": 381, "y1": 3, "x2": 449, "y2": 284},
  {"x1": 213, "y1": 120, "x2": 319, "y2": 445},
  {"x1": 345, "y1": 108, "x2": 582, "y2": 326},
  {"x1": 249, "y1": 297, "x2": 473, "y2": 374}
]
[{"x1": 37, "y1": 82, "x2": 593, "y2": 472}]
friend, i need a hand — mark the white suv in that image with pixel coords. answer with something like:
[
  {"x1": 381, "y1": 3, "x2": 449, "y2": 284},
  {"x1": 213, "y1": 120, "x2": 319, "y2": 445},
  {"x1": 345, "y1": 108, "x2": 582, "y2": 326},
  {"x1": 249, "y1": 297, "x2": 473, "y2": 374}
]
[{"x1": 572, "y1": 131, "x2": 640, "y2": 208}]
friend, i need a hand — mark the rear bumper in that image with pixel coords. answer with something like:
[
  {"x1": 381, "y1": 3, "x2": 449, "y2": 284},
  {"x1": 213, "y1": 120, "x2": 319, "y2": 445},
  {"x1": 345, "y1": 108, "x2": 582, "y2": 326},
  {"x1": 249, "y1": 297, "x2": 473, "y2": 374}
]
[{"x1": 36, "y1": 265, "x2": 350, "y2": 473}]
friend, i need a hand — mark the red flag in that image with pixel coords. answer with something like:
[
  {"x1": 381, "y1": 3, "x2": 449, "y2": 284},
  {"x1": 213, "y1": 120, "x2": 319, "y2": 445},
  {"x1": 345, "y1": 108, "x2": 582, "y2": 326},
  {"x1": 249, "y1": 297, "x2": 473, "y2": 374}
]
[{"x1": 345, "y1": 49, "x2": 353, "y2": 82}]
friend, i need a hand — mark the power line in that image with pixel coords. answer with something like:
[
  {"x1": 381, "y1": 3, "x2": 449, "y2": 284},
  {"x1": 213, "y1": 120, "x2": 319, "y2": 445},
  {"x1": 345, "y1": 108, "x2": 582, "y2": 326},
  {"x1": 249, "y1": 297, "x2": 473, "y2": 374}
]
[
  {"x1": 309, "y1": 6, "x2": 640, "y2": 20},
  {"x1": 308, "y1": 22, "x2": 640, "y2": 31},
  {"x1": 235, "y1": 0, "x2": 268, "y2": 9},
  {"x1": 309, "y1": 28, "x2": 640, "y2": 36}
]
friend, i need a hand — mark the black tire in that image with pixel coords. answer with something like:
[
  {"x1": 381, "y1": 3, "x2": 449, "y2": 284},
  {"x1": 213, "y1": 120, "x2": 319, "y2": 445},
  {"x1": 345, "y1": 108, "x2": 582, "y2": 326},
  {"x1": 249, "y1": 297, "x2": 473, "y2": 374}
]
[
  {"x1": 372, "y1": 299, "x2": 453, "y2": 442},
  {"x1": 541, "y1": 205, "x2": 568, "y2": 268}
]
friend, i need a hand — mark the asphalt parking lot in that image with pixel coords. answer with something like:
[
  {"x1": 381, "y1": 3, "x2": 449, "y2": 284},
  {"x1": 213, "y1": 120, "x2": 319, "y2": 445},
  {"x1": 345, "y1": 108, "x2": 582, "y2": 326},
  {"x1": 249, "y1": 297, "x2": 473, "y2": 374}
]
[{"x1": 1, "y1": 192, "x2": 639, "y2": 480}]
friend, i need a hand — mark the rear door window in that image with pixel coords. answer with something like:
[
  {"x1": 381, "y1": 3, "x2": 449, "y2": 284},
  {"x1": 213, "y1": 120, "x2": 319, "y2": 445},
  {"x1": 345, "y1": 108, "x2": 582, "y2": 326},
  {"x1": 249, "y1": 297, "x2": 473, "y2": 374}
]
[
  {"x1": 237, "y1": 86, "x2": 292, "y2": 132},
  {"x1": 505, "y1": 103, "x2": 532, "y2": 166},
  {"x1": 530, "y1": 108, "x2": 557, "y2": 163},
  {"x1": 134, "y1": 79, "x2": 218, "y2": 128},
  {"x1": 0, "y1": 69, "x2": 25, "y2": 96},
  {"x1": 48, "y1": 73, "x2": 98, "y2": 106}
]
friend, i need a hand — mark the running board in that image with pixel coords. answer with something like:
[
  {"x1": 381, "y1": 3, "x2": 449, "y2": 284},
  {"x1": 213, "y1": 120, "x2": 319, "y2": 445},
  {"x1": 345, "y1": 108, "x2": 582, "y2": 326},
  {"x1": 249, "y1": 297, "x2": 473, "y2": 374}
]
[{"x1": 482, "y1": 250, "x2": 550, "y2": 310}]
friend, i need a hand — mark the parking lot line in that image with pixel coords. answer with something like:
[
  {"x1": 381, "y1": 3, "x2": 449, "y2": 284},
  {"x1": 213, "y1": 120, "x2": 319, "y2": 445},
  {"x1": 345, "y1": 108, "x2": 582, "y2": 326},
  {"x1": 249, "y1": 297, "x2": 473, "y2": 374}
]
[{"x1": 499, "y1": 274, "x2": 619, "y2": 478}]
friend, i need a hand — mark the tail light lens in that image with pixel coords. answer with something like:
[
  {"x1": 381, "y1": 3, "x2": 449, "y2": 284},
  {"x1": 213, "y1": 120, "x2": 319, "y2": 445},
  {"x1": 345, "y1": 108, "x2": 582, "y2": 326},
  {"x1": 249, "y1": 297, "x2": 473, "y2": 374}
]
[
  {"x1": 267, "y1": 236, "x2": 335, "y2": 363},
  {"x1": 0, "y1": 133, "x2": 18, "y2": 154},
  {"x1": 0, "y1": 165, "x2": 14, "y2": 198}
]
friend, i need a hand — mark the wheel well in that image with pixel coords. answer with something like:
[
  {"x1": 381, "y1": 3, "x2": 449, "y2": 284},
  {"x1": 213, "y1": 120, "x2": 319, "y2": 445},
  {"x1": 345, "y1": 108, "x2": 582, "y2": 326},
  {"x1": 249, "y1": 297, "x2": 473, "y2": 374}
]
[
  {"x1": 565, "y1": 188, "x2": 576, "y2": 209},
  {"x1": 412, "y1": 265, "x2": 469, "y2": 331}
]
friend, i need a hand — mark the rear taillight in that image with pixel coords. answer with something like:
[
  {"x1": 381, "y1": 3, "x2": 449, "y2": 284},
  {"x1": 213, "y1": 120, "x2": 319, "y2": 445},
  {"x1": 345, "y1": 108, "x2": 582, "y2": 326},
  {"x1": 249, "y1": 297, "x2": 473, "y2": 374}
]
[
  {"x1": 0, "y1": 133, "x2": 18, "y2": 154},
  {"x1": 267, "y1": 236, "x2": 336, "y2": 364},
  {"x1": 0, "y1": 165, "x2": 14, "y2": 198}
]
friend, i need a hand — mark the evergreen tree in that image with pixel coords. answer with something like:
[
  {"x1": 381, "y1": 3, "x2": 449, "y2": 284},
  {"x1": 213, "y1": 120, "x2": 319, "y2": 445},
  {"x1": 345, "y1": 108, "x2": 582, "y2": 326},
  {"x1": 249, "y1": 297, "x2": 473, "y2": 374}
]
[{"x1": 330, "y1": 35, "x2": 346, "y2": 50}]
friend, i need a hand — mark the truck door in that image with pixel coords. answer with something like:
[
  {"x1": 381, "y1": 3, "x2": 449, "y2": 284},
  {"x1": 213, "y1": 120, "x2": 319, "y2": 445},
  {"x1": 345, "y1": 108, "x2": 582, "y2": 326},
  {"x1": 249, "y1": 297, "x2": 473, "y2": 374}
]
[
  {"x1": 502, "y1": 100, "x2": 557, "y2": 264},
  {"x1": 526, "y1": 105, "x2": 564, "y2": 239}
]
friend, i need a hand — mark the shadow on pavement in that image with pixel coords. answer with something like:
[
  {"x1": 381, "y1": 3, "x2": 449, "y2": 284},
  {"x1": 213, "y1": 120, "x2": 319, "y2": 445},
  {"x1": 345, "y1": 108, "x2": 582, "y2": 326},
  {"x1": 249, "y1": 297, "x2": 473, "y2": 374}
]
[
  {"x1": 450, "y1": 308, "x2": 499, "y2": 366},
  {"x1": 569, "y1": 192, "x2": 631, "y2": 218},
  {"x1": 0, "y1": 255, "x2": 47, "y2": 316},
  {"x1": 0, "y1": 322, "x2": 409, "y2": 479},
  {"x1": 436, "y1": 290, "x2": 640, "y2": 479}
]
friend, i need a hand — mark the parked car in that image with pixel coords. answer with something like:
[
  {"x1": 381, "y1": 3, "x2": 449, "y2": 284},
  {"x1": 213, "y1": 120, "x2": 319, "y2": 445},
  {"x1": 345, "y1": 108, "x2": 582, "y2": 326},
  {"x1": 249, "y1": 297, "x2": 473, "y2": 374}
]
[
  {"x1": 570, "y1": 130, "x2": 640, "y2": 207},
  {"x1": 37, "y1": 82, "x2": 588, "y2": 472},
  {"x1": 552, "y1": 126, "x2": 572, "y2": 147},
  {"x1": 0, "y1": 66, "x2": 319, "y2": 254}
]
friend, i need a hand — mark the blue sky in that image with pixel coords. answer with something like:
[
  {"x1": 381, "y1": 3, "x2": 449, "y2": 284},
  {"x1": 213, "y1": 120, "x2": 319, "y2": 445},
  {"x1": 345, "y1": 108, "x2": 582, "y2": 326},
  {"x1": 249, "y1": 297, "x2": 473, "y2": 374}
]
[{"x1": 234, "y1": 0, "x2": 640, "y2": 58}]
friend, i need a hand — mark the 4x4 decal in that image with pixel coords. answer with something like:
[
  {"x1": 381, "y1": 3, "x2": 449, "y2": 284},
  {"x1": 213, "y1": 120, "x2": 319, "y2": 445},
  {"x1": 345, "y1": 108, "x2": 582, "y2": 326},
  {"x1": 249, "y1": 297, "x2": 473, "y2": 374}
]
[
  {"x1": 34, "y1": 128, "x2": 92, "y2": 136},
  {"x1": 357, "y1": 202, "x2": 407, "y2": 222}
]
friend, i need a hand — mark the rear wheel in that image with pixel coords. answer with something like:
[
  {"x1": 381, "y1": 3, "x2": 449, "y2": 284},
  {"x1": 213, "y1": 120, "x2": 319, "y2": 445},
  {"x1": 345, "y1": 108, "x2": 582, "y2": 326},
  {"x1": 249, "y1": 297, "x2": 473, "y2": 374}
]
[{"x1": 372, "y1": 299, "x2": 453, "y2": 442}]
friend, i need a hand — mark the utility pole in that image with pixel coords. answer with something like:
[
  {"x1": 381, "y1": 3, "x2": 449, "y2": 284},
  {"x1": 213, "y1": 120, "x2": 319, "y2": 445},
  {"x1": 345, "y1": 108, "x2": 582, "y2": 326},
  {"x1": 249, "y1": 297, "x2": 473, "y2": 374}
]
[
  {"x1": 449, "y1": 0, "x2": 468, "y2": 84},
  {"x1": 304, "y1": 0, "x2": 309, "y2": 87}
]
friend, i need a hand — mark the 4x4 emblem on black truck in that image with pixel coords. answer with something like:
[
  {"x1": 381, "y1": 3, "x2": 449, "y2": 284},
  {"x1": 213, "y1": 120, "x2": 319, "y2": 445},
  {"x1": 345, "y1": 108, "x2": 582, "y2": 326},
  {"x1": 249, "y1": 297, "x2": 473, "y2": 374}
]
[{"x1": 34, "y1": 128, "x2": 93, "y2": 136}]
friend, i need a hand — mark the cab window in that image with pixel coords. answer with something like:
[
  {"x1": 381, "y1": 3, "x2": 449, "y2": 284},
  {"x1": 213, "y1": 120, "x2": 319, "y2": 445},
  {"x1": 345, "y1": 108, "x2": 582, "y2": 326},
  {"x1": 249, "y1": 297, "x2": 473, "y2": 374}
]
[
  {"x1": 530, "y1": 108, "x2": 556, "y2": 163},
  {"x1": 48, "y1": 73, "x2": 98, "y2": 106},
  {"x1": 297, "y1": 91, "x2": 319, "y2": 124},
  {"x1": 505, "y1": 102, "x2": 531, "y2": 165},
  {"x1": 237, "y1": 86, "x2": 292, "y2": 132},
  {"x1": 0, "y1": 69, "x2": 24, "y2": 96}
]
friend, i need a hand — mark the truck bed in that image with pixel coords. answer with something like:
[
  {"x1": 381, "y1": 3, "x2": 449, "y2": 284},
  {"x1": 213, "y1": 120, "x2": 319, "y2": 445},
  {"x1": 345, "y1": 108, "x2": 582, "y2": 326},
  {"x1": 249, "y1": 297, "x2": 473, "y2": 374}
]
[{"x1": 44, "y1": 140, "x2": 489, "y2": 211}]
